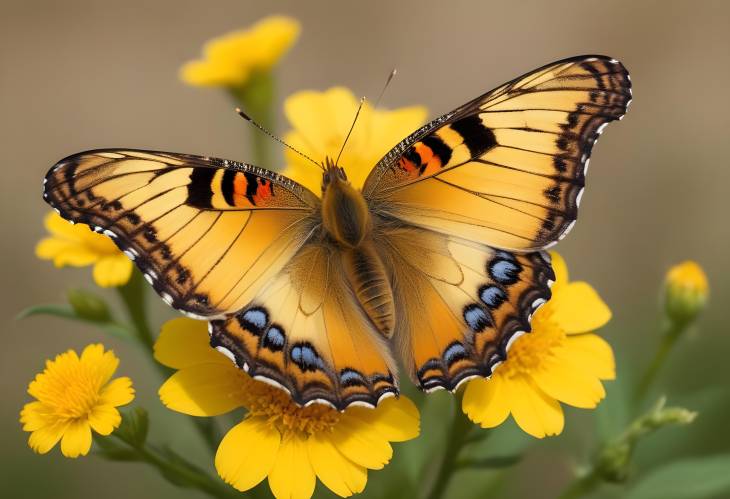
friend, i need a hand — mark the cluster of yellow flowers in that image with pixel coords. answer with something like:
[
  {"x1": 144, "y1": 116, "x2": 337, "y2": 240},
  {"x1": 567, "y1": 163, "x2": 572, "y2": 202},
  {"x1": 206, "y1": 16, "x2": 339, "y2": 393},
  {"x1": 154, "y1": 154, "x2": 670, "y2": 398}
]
[{"x1": 22, "y1": 14, "x2": 709, "y2": 499}]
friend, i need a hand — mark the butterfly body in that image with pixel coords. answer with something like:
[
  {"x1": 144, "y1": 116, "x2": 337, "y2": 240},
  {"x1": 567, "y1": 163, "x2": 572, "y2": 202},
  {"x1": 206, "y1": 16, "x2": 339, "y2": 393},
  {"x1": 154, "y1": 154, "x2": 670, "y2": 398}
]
[{"x1": 43, "y1": 55, "x2": 631, "y2": 410}]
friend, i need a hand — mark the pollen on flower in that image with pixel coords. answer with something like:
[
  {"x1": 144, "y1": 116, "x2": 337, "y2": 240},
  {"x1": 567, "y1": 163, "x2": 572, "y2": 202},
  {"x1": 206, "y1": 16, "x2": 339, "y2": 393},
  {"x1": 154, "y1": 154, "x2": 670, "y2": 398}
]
[
  {"x1": 498, "y1": 312, "x2": 566, "y2": 378},
  {"x1": 238, "y1": 375, "x2": 340, "y2": 435}
]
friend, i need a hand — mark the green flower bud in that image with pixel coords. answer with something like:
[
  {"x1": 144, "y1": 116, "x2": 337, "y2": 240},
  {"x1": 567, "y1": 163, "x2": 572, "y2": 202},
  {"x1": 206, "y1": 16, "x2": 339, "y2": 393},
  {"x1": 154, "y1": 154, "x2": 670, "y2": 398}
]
[
  {"x1": 67, "y1": 288, "x2": 112, "y2": 322},
  {"x1": 664, "y1": 260, "x2": 708, "y2": 325}
]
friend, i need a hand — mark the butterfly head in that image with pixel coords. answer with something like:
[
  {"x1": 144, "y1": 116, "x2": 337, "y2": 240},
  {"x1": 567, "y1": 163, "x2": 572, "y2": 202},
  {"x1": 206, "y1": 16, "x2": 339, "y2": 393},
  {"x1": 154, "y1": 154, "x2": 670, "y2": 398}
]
[{"x1": 321, "y1": 157, "x2": 371, "y2": 248}]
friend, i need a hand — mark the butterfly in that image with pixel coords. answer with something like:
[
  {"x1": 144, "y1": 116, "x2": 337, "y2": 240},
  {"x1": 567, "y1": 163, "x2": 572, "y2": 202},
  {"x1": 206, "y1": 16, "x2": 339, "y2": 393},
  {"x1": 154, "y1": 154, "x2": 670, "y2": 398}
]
[{"x1": 43, "y1": 55, "x2": 631, "y2": 410}]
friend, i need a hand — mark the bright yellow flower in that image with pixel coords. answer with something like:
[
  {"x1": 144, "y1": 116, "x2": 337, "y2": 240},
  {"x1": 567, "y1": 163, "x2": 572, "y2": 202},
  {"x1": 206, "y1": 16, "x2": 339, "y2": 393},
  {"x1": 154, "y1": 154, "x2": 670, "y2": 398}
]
[
  {"x1": 20, "y1": 344, "x2": 135, "y2": 458},
  {"x1": 664, "y1": 260, "x2": 709, "y2": 323},
  {"x1": 155, "y1": 318, "x2": 420, "y2": 498},
  {"x1": 282, "y1": 87, "x2": 428, "y2": 194},
  {"x1": 36, "y1": 212, "x2": 133, "y2": 287},
  {"x1": 462, "y1": 252, "x2": 614, "y2": 439},
  {"x1": 180, "y1": 16, "x2": 300, "y2": 87}
]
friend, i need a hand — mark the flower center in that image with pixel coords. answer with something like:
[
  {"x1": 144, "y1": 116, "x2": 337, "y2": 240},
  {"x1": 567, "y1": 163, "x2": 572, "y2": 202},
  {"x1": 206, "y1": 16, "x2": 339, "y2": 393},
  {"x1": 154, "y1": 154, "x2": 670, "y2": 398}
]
[
  {"x1": 237, "y1": 374, "x2": 340, "y2": 435},
  {"x1": 41, "y1": 369, "x2": 102, "y2": 420},
  {"x1": 499, "y1": 309, "x2": 567, "y2": 378}
]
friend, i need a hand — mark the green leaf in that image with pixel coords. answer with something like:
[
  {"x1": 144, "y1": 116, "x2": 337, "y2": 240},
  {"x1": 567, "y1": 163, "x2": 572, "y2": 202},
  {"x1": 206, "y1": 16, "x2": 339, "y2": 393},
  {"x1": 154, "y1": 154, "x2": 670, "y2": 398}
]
[
  {"x1": 116, "y1": 407, "x2": 149, "y2": 448},
  {"x1": 17, "y1": 303, "x2": 135, "y2": 341},
  {"x1": 17, "y1": 303, "x2": 78, "y2": 321},
  {"x1": 626, "y1": 454, "x2": 730, "y2": 499}
]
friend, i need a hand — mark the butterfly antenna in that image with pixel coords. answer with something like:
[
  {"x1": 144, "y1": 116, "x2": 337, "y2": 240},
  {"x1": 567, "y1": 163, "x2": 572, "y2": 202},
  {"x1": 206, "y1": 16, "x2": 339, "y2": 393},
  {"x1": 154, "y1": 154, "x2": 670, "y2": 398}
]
[
  {"x1": 235, "y1": 108, "x2": 323, "y2": 170},
  {"x1": 373, "y1": 68, "x2": 397, "y2": 109},
  {"x1": 335, "y1": 97, "x2": 366, "y2": 166}
]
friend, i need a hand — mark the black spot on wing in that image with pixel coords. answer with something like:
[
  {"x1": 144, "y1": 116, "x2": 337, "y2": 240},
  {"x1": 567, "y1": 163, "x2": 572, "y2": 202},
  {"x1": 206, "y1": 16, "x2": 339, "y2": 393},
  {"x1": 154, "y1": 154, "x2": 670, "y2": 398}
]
[
  {"x1": 221, "y1": 169, "x2": 236, "y2": 206},
  {"x1": 450, "y1": 115, "x2": 497, "y2": 158},
  {"x1": 187, "y1": 168, "x2": 215, "y2": 208},
  {"x1": 421, "y1": 134, "x2": 453, "y2": 166}
]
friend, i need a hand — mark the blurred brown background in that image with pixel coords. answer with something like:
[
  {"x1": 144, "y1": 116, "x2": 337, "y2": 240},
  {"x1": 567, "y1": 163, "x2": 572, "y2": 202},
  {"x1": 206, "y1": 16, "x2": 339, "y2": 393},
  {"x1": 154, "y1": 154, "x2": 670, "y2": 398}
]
[{"x1": 2, "y1": 1, "x2": 729, "y2": 498}]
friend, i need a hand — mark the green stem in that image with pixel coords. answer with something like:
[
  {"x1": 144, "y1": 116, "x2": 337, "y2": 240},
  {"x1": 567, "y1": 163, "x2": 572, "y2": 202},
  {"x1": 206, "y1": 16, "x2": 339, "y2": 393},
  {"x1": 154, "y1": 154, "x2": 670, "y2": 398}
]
[
  {"x1": 111, "y1": 434, "x2": 240, "y2": 499},
  {"x1": 117, "y1": 269, "x2": 155, "y2": 350},
  {"x1": 116, "y1": 269, "x2": 222, "y2": 455},
  {"x1": 556, "y1": 469, "x2": 600, "y2": 499},
  {"x1": 230, "y1": 71, "x2": 276, "y2": 168},
  {"x1": 634, "y1": 320, "x2": 688, "y2": 403},
  {"x1": 424, "y1": 399, "x2": 476, "y2": 499}
]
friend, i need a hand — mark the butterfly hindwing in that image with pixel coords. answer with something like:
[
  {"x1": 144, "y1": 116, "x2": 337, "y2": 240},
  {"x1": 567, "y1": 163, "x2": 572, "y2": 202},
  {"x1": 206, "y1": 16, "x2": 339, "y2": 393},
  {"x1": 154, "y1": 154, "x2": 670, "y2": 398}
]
[
  {"x1": 377, "y1": 225, "x2": 554, "y2": 391},
  {"x1": 209, "y1": 243, "x2": 399, "y2": 409},
  {"x1": 364, "y1": 55, "x2": 631, "y2": 251},
  {"x1": 43, "y1": 149, "x2": 319, "y2": 318}
]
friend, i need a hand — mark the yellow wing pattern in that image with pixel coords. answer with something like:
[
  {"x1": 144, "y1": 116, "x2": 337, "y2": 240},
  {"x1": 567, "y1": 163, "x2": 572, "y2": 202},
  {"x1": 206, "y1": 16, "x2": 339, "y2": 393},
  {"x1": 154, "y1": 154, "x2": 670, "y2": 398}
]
[
  {"x1": 43, "y1": 149, "x2": 319, "y2": 318},
  {"x1": 364, "y1": 55, "x2": 631, "y2": 250}
]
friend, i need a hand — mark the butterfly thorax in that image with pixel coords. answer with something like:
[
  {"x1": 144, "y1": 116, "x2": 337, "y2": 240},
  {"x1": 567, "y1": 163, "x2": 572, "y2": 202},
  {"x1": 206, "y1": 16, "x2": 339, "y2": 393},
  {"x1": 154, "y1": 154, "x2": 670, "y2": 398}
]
[
  {"x1": 321, "y1": 158, "x2": 372, "y2": 249},
  {"x1": 320, "y1": 158, "x2": 395, "y2": 338}
]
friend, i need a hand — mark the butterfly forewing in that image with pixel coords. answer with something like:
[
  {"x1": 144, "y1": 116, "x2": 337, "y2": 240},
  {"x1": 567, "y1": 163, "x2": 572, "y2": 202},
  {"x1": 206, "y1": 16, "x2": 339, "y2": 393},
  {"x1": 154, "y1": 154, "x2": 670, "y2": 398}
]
[
  {"x1": 364, "y1": 55, "x2": 631, "y2": 251},
  {"x1": 44, "y1": 149, "x2": 319, "y2": 318}
]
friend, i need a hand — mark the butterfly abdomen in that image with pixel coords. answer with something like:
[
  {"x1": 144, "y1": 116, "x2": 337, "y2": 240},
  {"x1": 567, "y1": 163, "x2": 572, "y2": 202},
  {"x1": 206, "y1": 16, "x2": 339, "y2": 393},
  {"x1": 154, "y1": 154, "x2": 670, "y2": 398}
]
[{"x1": 343, "y1": 242, "x2": 395, "y2": 338}]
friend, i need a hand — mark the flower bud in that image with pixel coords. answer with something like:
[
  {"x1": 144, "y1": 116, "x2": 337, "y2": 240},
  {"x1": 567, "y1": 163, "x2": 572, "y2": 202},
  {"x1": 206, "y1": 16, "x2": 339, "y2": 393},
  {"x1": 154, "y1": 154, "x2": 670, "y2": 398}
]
[
  {"x1": 664, "y1": 260, "x2": 708, "y2": 325},
  {"x1": 68, "y1": 288, "x2": 112, "y2": 323}
]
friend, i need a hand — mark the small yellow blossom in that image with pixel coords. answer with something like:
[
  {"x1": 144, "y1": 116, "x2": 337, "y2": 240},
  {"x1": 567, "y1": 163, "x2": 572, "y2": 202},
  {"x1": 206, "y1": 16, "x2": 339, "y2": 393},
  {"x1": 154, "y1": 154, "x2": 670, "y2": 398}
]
[
  {"x1": 36, "y1": 212, "x2": 133, "y2": 287},
  {"x1": 664, "y1": 260, "x2": 709, "y2": 324},
  {"x1": 20, "y1": 344, "x2": 135, "y2": 458},
  {"x1": 463, "y1": 252, "x2": 615, "y2": 439},
  {"x1": 180, "y1": 16, "x2": 300, "y2": 87},
  {"x1": 283, "y1": 87, "x2": 428, "y2": 193},
  {"x1": 155, "y1": 318, "x2": 420, "y2": 498}
]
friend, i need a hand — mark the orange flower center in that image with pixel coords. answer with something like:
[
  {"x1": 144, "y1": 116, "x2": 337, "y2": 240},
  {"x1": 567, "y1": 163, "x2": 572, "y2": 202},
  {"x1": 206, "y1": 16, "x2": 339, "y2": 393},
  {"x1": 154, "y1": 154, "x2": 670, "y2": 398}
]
[
  {"x1": 498, "y1": 309, "x2": 566, "y2": 378},
  {"x1": 35, "y1": 369, "x2": 102, "y2": 420},
  {"x1": 237, "y1": 374, "x2": 341, "y2": 435}
]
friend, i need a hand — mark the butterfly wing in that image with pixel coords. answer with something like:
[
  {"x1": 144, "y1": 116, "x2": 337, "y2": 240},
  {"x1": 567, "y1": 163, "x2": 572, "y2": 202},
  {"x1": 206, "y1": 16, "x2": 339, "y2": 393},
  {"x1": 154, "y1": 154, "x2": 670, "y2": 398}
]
[
  {"x1": 209, "y1": 243, "x2": 399, "y2": 409},
  {"x1": 378, "y1": 225, "x2": 554, "y2": 391},
  {"x1": 364, "y1": 55, "x2": 631, "y2": 251},
  {"x1": 43, "y1": 149, "x2": 319, "y2": 318}
]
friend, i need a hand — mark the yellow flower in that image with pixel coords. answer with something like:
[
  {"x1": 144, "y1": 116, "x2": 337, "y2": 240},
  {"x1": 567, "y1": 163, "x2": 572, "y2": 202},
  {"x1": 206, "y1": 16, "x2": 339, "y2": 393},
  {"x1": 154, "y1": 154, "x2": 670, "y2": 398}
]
[
  {"x1": 180, "y1": 16, "x2": 300, "y2": 87},
  {"x1": 462, "y1": 252, "x2": 614, "y2": 439},
  {"x1": 36, "y1": 212, "x2": 133, "y2": 287},
  {"x1": 282, "y1": 87, "x2": 428, "y2": 194},
  {"x1": 664, "y1": 260, "x2": 709, "y2": 323},
  {"x1": 155, "y1": 318, "x2": 420, "y2": 498},
  {"x1": 20, "y1": 344, "x2": 135, "y2": 458}
]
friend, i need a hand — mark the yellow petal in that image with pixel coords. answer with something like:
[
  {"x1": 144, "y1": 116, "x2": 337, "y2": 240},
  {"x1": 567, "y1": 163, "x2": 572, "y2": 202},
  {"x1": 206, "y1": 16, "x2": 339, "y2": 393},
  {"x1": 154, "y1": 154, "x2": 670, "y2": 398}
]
[
  {"x1": 35, "y1": 238, "x2": 99, "y2": 267},
  {"x1": 284, "y1": 87, "x2": 359, "y2": 159},
  {"x1": 43, "y1": 211, "x2": 83, "y2": 239},
  {"x1": 530, "y1": 356, "x2": 606, "y2": 409},
  {"x1": 81, "y1": 343, "x2": 119, "y2": 384},
  {"x1": 549, "y1": 282, "x2": 612, "y2": 334},
  {"x1": 462, "y1": 374, "x2": 511, "y2": 428},
  {"x1": 307, "y1": 434, "x2": 367, "y2": 497},
  {"x1": 346, "y1": 396, "x2": 420, "y2": 442},
  {"x1": 268, "y1": 432, "x2": 316, "y2": 499},
  {"x1": 159, "y1": 363, "x2": 246, "y2": 416},
  {"x1": 92, "y1": 255, "x2": 133, "y2": 287},
  {"x1": 60, "y1": 420, "x2": 93, "y2": 458},
  {"x1": 27, "y1": 421, "x2": 68, "y2": 454},
  {"x1": 561, "y1": 334, "x2": 616, "y2": 380},
  {"x1": 20, "y1": 401, "x2": 55, "y2": 432},
  {"x1": 508, "y1": 375, "x2": 564, "y2": 439},
  {"x1": 216, "y1": 417, "x2": 280, "y2": 492},
  {"x1": 99, "y1": 377, "x2": 135, "y2": 407},
  {"x1": 88, "y1": 404, "x2": 122, "y2": 435},
  {"x1": 330, "y1": 414, "x2": 393, "y2": 469},
  {"x1": 548, "y1": 251, "x2": 569, "y2": 289},
  {"x1": 154, "y1": 318, "x2": 229, "y2": 369}
]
